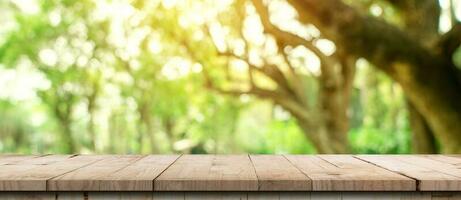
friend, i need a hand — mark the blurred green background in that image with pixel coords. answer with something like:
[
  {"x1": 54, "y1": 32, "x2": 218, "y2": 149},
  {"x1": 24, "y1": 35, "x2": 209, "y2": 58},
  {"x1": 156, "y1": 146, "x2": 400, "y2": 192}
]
[{"x1": 0, "y1": 0, "x2": 460, "y2": 154}]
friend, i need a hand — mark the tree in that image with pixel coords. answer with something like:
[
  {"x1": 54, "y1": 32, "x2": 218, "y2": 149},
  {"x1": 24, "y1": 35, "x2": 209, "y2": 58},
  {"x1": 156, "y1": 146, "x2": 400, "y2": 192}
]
[
  {"x1": 263, "y1": 0, "x2": 461, "y2": 153},
  {"x1": 157, "y1": 0, "x2": 357, "y2": 153}
]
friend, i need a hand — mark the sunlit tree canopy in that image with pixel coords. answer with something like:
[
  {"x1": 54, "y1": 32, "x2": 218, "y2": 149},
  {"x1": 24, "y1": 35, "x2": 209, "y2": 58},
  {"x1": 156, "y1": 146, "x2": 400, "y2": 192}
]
[{"x1": 1, "y1": 0, "x2": 460, "y2": 154}]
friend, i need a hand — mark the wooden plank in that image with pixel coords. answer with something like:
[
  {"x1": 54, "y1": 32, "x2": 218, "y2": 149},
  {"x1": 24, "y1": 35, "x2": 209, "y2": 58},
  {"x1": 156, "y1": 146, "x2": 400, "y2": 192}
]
[
  {"x1": 250, "y1": 155, "x2": 311, "y2": 191},
  {"x1": 0, "y1": 155, "x2": 99, "y2": 191},
  {"x1": 393, "y1": 156, "x2": 461, "y2": 178},
  {"x1": 98, "y1": 155, "x2": 180, "y2": 191},
  {"x1": 285, "y1": 155, "x2": 415, "y2": 191},
  {"x1": 48, "y1": 155, "x2": 143, "y2": 191},
  {"x1": 11, "y1": 155, "x2": 75, "y2": 165},
  {"x1": 0, "y1": 155, "x2": 42, "y2": 165},
  {"x1": 154, "y1": 155, "x2": 258, "y2": 191},
  {"x1": 357, "y1": 155, "x2": 461, "y2": 191},
  {"x1": 424, "y1": 155, "x2": 461, "y2": 165}
]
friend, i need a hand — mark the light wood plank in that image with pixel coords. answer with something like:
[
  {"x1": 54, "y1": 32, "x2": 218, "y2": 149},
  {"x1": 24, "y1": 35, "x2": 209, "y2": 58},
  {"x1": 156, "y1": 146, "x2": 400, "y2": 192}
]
[
  {"x1": 48, "y1": 155, "x2": 143, "y2": 191},
  {"x1": 357, "y1": 155, "x2": 461, "y2": 191},
  {"x1": 392, "y1": 156, "x2": 461, "y2": 178},
  {"x1": 0, "y1": 155, "x2": 42, "y2": 165},
  {"x1": 250, "y1": 155, "x2": 311, "y2": 191},
  {"x1": 285, "y1": 155, "x2": 415, "y2": 191},
  {"x1": 424, "y1": 155, "x2": 461, "y2": 165},
  {"x1": 98, "y1": 155, "x2": 180, "y2": 191},
  {"x1": 155, "y1": 155, "x2": 258, "y2": 191},
  {"x1": 0, "y1": 155, "x2": 100, "y2": 191},
  {"x1": 11, "y1": 155, "x2": 75, "y2": 165}
]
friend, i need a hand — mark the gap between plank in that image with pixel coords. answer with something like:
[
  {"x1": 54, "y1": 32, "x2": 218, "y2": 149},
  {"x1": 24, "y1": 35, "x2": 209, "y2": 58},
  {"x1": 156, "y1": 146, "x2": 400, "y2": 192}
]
[
  {"x1": 281, "y1": 154, "x2": 314, "y2": 190},
  {"x1": 45, "y1": 155, "x2": 112, "y2": 191},
  {"x1": 352, "y1": 155, "x2": 420, "y2": 191},
  {"x1": 247, "y1": 154, "x2": 261, "y2": 191},
  {"x1": 152, "y1": 154, "x2": 183, "y2": 191}
]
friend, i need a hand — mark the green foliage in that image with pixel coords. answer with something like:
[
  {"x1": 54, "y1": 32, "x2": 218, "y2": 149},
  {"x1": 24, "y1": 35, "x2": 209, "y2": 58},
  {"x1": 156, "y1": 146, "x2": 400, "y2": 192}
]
[{"x1": 0, "y1": 0, "x2": 415, "y2": 154}]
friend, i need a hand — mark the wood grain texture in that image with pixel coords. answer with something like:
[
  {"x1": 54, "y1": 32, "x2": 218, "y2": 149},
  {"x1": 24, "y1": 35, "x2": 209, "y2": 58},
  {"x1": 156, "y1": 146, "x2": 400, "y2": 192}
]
[
  {"x1": 2, "y1": 155, "x2": 461, "y2": 193},
  {"x1": 357, "y1": 155, "x2": 461, "y2": 191},
  {"x1": 1, "y1": 192, "x2": 460, "y2": 200},
  {"x1": 392, "y1": 156, "x2": 461, "y2": 179},
  {"x1": 250, "y1": 155, "x2": 311, "y2": 191},
  {"x1": 155, "y1": 155, "x2": 258, "y2": 191},
  {"x1": 0, "y1": 155, "x2": 100, "y2": 191},
  {"x1": 97, "y1": 155, "x2": 180, "y2": 191},
  {"x1": 285, "y1": 155, "x2": 415, "y2": 191},
  {"x1": 11, "y1": 155, "x2": 76, "y2": 165},
  {"x1": 0, "y1": 155, "x2": 43, "y2": 165},
  {"x1": 424, "y1": 155, "x2": 461, "y2": 165},
  {"x1": 48, "y1": 155, "x2": 143, "y2": 191}
]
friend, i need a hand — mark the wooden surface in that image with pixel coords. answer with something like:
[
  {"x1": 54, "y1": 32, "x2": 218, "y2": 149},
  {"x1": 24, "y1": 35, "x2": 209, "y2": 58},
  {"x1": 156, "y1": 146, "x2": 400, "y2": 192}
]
[
  {"x1": 0, "y1": 155, "x2": 460, "y2": 192},
  {"x1": 154, "y1": 155, "x2": 258, "y2": 191},
  {"x1": 2, "y1": 192, "x2": 461, "y2": 200},
  {"x1": 250, "y1": 155, "x2": 311, "y2": 191},
  {"x1": 285, "y1": 155, "x2": 415, "y2": 191}
]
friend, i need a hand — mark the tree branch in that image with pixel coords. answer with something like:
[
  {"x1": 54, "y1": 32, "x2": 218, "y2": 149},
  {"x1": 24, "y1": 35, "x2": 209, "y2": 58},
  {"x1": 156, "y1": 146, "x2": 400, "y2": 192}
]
[
  {"x1": 437, "y1": 23, "x2": 461, "y2": 59},
  {"x1": 251, "y1": 0, "x2": 334, "y2": 67}
]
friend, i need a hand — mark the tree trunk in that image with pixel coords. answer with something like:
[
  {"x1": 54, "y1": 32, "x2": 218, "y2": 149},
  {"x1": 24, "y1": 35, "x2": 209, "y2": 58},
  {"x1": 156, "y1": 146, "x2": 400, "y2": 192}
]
[
  {"x1": 60, "y1": 120, "x2": 75, "y2": 153},
  {"x1": 286, "y1": 0, "x2": 461, "y2": 153},
  {"x1": 87, "y1": 101, "x2": 97, "y2": 152},
  {"x1": 86, "y1": 82, "x2": 100, "y2": 152},
  {"x1": 407, "y1": 100, "x2": 438, "y2": 154},
  {"x1": 163, "y1": 117, "x2": 176, "y2": 152},
  {"x1": 138, "y1": 102, "x2": 158, "y2": 153},
  {"x1": 296, "y1": 120, "x2": 334, "y2": 154}
]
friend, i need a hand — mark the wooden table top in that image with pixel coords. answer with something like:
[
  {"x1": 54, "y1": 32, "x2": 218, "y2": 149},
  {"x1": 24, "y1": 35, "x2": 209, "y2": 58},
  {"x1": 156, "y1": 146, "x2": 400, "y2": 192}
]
[{"x1": 0, "y1": 154, "x2": 460, "y2": 192}]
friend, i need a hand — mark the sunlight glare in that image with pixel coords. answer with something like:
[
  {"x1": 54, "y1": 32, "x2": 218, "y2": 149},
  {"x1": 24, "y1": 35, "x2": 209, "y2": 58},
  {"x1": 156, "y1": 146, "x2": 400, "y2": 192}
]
[
  {"x1": 161, "y1": 57, "x2": 192, "y2": 80},
  {"x1": 39, "y1": 49, "x2": 58, "y2": 66}
]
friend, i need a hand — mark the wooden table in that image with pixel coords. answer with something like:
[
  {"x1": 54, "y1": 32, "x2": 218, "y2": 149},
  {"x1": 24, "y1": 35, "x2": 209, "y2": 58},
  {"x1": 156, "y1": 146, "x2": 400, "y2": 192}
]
[{"x1": 0, "y1": 155, "x2": 460, "y2": 199}]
